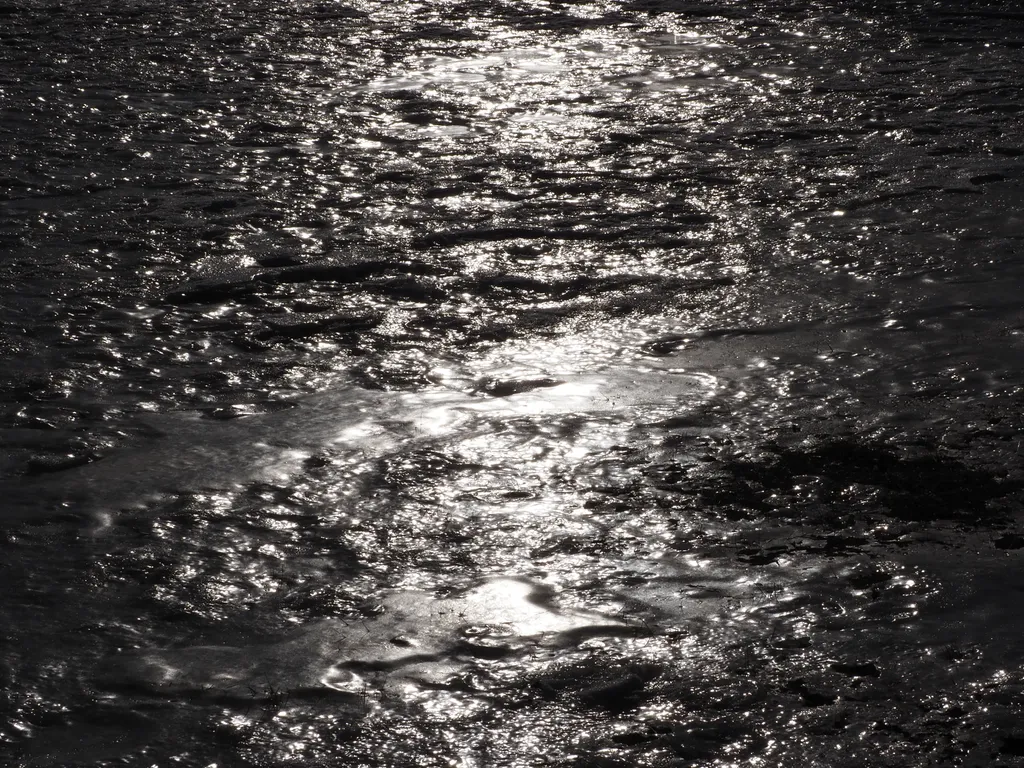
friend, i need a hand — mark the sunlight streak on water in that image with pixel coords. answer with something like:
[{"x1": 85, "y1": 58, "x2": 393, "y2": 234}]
[{"x1": 2, "y1": 1, "x2": 1024, "y2": 765}]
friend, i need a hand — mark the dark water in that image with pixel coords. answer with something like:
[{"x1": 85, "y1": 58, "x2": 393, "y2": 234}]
[{"x1": 1, "y1": 1, "x2": 1023, "y2": 765}]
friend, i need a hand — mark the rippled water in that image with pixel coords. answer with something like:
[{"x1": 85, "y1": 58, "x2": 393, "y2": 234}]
[{"x1": 2, "y1": 1, "x2": 1024, "y2": 765}]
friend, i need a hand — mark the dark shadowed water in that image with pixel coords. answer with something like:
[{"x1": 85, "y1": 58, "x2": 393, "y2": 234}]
[{"x1": 1, "y1": 1, "x2": 1023, "y2": 765}]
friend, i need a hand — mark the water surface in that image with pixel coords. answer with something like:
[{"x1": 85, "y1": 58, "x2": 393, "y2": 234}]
[{"x1": 1, "y1": 1, "x2": 1023, "y2": 766}]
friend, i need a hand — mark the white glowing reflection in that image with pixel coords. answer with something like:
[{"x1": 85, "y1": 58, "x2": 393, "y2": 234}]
[
  {"x1": 110, "y1": 577, "x2": 630, "y2": 702},
  {"x1": 353, "y1": 23, "x2": 739, "y2": 154}
]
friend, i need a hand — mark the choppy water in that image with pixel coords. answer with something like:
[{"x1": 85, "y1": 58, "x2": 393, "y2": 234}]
[{"x1": 2, "y1": 1, "x2": 1024, "y2": 765}]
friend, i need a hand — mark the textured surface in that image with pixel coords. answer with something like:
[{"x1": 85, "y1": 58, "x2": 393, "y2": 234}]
[{"x1": 1, "y1": 1, "x2": 1024, "y2": 765}]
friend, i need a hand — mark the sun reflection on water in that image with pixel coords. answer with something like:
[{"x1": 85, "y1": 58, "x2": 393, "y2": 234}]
[{"x1": 4, "y1": 0, "x2": 1021, "y2": 764}]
